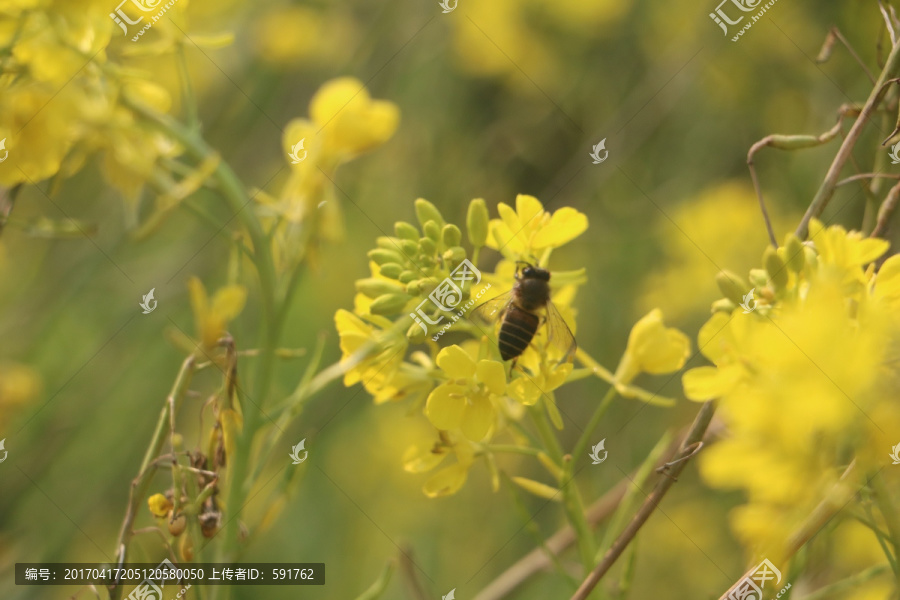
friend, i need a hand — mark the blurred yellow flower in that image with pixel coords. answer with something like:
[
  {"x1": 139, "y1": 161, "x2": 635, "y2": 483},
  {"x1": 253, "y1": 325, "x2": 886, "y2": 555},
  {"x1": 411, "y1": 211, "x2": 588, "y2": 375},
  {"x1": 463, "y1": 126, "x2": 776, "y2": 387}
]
[
  {"x1": 404, "y1": 433, "x2": 477, "y2": 498},
  {"x1": 188, "y1": 277, "x2": 247, "y2": 353},
  {"x1": 147, "y1": 493, "x2": 173, "y2": 518},
  {"x1": 334, "y1": 309, "x2": 409, "y2": 402},
  {"x1": 486, "y1": 194, "x2": 588, "y2": 260},
  {"x1": 0, "y1": 362, "x2": 42, "y2": 411},
  {"x1": 681, "y1": 220, "x2": 900, "y2": 555},
  {"x1": 614, "y1": 309, "x2": 690, "y2": 387}
]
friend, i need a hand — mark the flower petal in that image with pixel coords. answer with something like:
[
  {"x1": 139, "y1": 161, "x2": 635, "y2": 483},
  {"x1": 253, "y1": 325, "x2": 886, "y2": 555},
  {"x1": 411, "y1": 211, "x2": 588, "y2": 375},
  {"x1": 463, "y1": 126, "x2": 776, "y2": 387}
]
[
  {"x1": 476, "y1": 359, "x2": 506, "y2": 395},
  {"x1": 436, "y1": 345, "x2": 476, "y2": 378},
  {"x1": 425, "y1": 384, "x2": 466, "y2": 430},
  {"x1": 532, "y1": 207, "x2": 588, "y2": 249}
]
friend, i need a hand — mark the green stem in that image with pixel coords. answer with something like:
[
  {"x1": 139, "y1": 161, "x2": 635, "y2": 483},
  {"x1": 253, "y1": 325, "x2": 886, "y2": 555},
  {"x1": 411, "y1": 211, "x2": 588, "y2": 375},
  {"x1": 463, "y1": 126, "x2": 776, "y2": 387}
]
[
  {"x1": 871, "y1": 473, "x2": 900, "y2": 588},
  {"x1": 528, "y1": 406, "x2": 596, "y2": 573},
  {"x1": 571, "y1": 387, "x2": 617, "y2": 470},
  {"x1": 126, "y1": 100, "x2": 281, "y2": 589},
  {"x1": 484, "y1": 444, "x2": 543, "y2": 457},
  {"x1": 801, "y1": 564, "x2": 891, "y2": 600}
]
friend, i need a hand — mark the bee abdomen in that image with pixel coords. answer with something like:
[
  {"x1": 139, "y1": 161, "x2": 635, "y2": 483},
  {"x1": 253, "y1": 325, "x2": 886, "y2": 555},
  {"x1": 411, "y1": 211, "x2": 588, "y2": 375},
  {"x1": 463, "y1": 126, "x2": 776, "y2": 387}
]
[{"x1": 499, "y1": 306, "x2": 539, "y2": 361}]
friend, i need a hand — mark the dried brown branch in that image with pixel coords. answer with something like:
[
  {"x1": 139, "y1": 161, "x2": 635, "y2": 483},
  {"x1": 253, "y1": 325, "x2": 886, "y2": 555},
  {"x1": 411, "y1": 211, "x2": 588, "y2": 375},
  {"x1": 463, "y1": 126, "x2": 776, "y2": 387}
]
[{"x1": 570, "y1": 401, "x2": 716, "y2": 600}]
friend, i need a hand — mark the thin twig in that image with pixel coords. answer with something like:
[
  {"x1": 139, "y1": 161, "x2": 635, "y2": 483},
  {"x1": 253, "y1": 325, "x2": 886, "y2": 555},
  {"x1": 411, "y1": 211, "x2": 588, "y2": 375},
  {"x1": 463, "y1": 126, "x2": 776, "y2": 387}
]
[
  {"x1": 747, "y1": 110, "x2": 856, "y2": 247},
  {"x1": 881, "y1": 1, "x2": 899, "y2": 47},
  {"x1": 570, "y1": 401, "x2": 717, "y2": 600},
  {"x1": 871, "y1": 180, "x2": 900, "y2": 238},
  {"x1": 818, "y1": 27, "x2": 876, "y2": 84},
  {"x1": 837, "y1": 173, "x2": 900, "y2": 187},
  {"x1": 797, "y1": 39, "x2": 900, "y2": 238}
]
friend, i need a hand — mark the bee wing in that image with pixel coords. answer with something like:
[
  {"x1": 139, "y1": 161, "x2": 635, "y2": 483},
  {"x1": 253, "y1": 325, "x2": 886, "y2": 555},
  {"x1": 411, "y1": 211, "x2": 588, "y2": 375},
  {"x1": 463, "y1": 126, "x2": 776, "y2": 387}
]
[
  {"x1": 544, "y1": 300, "x2": 577, "y2": 364},
  {"x1": 469, "y1": 289, "x2": 515, "y2": 324}
]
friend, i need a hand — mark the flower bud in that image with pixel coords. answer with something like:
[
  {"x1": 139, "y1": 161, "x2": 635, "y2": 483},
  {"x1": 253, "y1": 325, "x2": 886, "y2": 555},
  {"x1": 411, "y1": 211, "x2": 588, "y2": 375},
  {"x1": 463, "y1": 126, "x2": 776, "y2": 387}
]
[
  {"x1": 407, "y1": 321, "x2": 427, "y2": 344},
  {"x1": 711, "y1": 298, "x2": 737, "y2": 314},
  {"x1": 406, "y1": 280, "x2": 421, "y2": 295},
  {"x1": 395, "y1": 221, "x2": 420, "y2": 241},
  {"x1": 749, "y1": 268, "x2": 769, "y2": 288},
  {"x1": 376, "y1": 236, "x2": 400, "y2": 250},
  {"x1": 442, "y1": 224, "x2": 462, "y2": 248},
  {"x1": 716, "y1": 270, "x2": 750, "y2": 305},
  {"x1": 398, "y1": 270, "x2": 417, "y2": 284},
  {"x1": 467, "y1": 198, "x2": 489, "y2": 248},
  {"x1": 442, "y1": 246, "x2": 467, "y2": 265},
  {"x1": 370, "y1": 293, "x2": 411, "y2": 315},
  {"x1": 783, "y1": 234, "x2": 805, "y2": 273},
  {"x1": 419, "y1": 236, "x2": 437, "y2": 255},
  {"x1": 400, "y1": 239, "x2": 419, "y2": 257},
  {"x1": 803, "y1": 245, "x2": 818, "y2": 270},
  {"x1": 423, "y1": 220, "x2": 441, "y2": 242},
  {"x1": 763, "y1": 246, "x2": 788, "y2": 288},
  {"x1": 415, "y1": 198, "x2": 445, "y2": 228},
  {"x1": 379, "y1": 263, "x2": 404, "y2": 279},
  {"x1": 355, "y1": 278, "x2": 405, "y2": 298},
  {"x1": 368, "y1": 248, "x2": 404, "y2": 265}
]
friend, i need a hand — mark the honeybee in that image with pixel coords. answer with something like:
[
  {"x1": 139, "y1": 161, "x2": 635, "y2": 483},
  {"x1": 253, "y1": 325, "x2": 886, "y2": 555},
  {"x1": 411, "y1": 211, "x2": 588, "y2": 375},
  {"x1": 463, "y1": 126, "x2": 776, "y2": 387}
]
[{"x1": 472, "y1": 262, "x2": 576, "y2": 364}]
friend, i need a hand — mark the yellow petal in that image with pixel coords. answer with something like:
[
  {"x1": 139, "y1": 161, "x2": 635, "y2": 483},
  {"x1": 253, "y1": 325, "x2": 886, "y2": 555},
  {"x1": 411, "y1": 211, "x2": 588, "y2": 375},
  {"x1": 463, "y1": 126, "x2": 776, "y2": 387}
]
[
  {"x1": 532, "y1": 207, "x2": 588, "y2": 249},
  {"x1": 682, "y1": 365, "x2": 743, "y2": 401},
  {"x1": 461, "y1": 395, "x2": 494, "y2": 441},
  {"x1": 423, "y1": 463, "x2": 469, "y2": 497},
  {"x1": 476, "y1": 359, "x2": 506, "y2": 395},
  {"x1": 425, "y1": 384, "x2": 466, "y2": 430},
  {"x1": 436, "y1": 345, "x2": 476, "y2": 378},
  {"x1": 211, "y1": 285, "x2": 248, "y2": 323},
  {"x1": 402, "y1": 442, "x2": 448, "y2": 473},
  {"x1": 148, "y1": 493, "x2": 173, "y2": 518},
  {"x1": 514, "y1": 194, "x2": 544, "y2": 225},
  {"x1": 508, "y1": 377, "x2": 542, "y2": 406}
]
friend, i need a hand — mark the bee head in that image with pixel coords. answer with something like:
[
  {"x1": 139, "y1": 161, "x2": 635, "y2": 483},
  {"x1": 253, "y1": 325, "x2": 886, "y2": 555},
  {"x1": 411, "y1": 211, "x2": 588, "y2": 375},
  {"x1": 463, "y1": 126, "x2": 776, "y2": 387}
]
[{"x1": 516, "y1": 261, "x2": 550, "y2": 281}]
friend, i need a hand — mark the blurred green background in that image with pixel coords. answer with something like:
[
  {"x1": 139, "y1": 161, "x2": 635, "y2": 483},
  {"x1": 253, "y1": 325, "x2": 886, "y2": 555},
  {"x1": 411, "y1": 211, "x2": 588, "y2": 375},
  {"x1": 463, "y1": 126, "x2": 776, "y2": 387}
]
[{"x1": 0, "y1": 0, "x2": 888, "y2": 598}]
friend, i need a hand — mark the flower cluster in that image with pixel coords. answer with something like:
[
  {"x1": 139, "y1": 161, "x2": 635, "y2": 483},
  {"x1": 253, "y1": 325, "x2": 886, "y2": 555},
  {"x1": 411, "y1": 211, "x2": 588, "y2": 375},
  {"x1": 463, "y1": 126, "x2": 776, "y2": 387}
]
[
  {"x1": 336, "y1": 195, "x2": 691, "y2": 497},
  {"x1": 0, "y1": 0, "x2": 224, "y2": 197},
  {"x1": 255, "y1": 77, "x2": 399, "y2": 271},
  {"x1": 682, "y1": 220, "x2": 900, "y2": 557}
]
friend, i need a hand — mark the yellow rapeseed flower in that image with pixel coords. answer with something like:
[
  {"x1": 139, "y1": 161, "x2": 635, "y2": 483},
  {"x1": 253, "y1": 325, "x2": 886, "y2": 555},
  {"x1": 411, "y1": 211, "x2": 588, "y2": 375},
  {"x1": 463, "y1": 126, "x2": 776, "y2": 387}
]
[
  {"x1": 425, "y1": 345, "x2": 506, "y2": 441},
  {"x1": 188, "y1": 277, "x2": 247, "y2": 353},
  {"x1": 614, "y1": 309, "x2": 691, "y2": 388},
  {"x1": 486, "y1": 194, "x2": 588, "y2": 260}
]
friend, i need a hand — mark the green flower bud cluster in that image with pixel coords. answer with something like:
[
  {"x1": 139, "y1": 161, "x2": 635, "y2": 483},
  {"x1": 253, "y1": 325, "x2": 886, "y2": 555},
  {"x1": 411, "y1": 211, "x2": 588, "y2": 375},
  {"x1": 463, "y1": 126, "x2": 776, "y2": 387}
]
[
  {"x1": 356, "y1": 199, "x2": 488, "y2": 329},
  {"x1": 712, "y1": 233, "x2": 815, "y2": 315}
]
